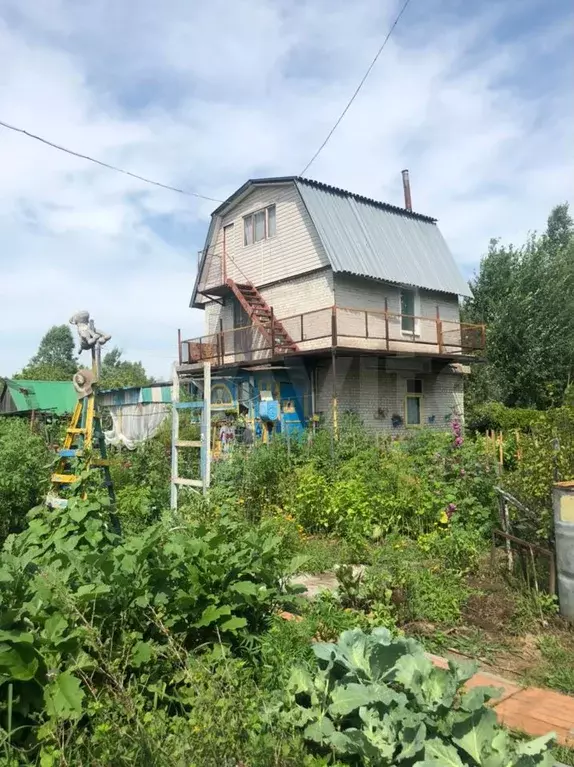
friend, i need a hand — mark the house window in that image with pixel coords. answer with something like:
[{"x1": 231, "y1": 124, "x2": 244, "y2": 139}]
[
  {"x1": 244, "y1": 205, "x2": 276, "y2": 245},
  {"x1": 405, "y1": 378, "x2": 423, "y2": 426},
  {"x1": 400, "y1": 288, "x2": 419, "y2": 334},
  {"x1": 211, "y1": 383, "x2": 234, "y2": 407}
]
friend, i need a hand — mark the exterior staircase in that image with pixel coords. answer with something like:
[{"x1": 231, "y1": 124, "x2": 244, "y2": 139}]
[{"x1": 226, "y1": 278, "x2": 299, "y2": 354}]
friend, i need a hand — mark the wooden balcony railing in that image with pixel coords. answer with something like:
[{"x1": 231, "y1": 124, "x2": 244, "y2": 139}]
[{"x1": 179, "y1": 305, "x2": 485, "y2": 366}]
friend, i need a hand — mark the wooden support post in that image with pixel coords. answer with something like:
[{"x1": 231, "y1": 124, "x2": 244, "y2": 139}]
[
  {"x1": 384, "y1": 298, "x2": 390, "y2": 351},
  {"x1": 331, "y1": 346, "x2": 338, "y2": 445},
  {"x1": 436, "y1": 305, "x2": 443, "y2": 353},
  {"x1": 177, "y1": 328, "x2": 182, "y2": 365},
  {"x1": 365, "y1": 311, "x2": 369, "y2": 338},
  {"x1": 331, "y1": 306, "x2": 338, "y2": 347},
  {"x1": 219, "y1": 318, "x2": 225, "y2": 364},
  {"x1": 270, "y1": 307, "x2": 276, "y2": 356},
  {"x1": 300, "y1": 313, "x2": 304, "y2": 343}
]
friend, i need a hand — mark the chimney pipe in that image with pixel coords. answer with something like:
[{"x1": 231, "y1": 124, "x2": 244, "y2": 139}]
[{"x1": 401, "y1": 169, "x2": 412, "y2": 212}]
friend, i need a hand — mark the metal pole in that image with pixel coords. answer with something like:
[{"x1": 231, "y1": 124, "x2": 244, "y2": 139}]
[{"x1": 553, "y1": 481, "x2": 574, "y2": 621}]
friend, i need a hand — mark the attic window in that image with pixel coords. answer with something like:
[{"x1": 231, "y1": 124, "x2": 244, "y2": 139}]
[{"x1": 244, "y1": 205, "x2": 276, "y2": 245}]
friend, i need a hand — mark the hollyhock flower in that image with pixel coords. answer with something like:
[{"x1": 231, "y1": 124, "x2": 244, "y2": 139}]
[
  {"x1": 446, "y1": 503, "x2": 457, "y2": 520},
  {"x1": 454, "y1": 436, "x2": 464, "y2": 447}
]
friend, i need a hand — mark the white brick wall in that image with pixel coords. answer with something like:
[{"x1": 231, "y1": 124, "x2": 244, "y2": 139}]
[
  {"x1": 315, "y1": 357, "x2": 464, "y2": 432},
  {"x1": 334, "y1": 274, "x2": 461, "y2": 355}
]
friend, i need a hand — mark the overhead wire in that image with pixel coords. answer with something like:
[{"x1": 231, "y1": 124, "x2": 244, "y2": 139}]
[
  {"x1": 299, "y1": 0, "x2": 413, "y2": 176},
  {"x1": 0, "y1": 118, "x2": 224, "y2": 203}
]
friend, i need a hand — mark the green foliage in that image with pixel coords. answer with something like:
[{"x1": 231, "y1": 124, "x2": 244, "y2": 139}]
[
  {"x1": 465, "y1": 203, "x2": 574, "y2": 410},
  {"x1": 502, "y1": 406, "x2": 574, "y2": 541},
  {"x1": 467, "y1": 401, "x2": 541, "y2": 434},
  {"x1": 99, "y1": 347, "x2": 151, "y2": 390},
  {"x1": 291, "y1": 427, "x2": 496, "y2": 539},
  {"x1": 45, "y1": 654, "x2": 319, "y2": 767},
  {"x1": 0, "y1": 418, "x2": 52, "y2": 543},
  {"x1": 287, "y1": 628, "x2": 554, "y2": 766},
  {"x1": 416, "y1": 528, "x2": 485, "y2": 575},
  {"x1": 14, "y1": 325, "x2": 77, "y2": 381},
  {"x1": 0, "y1": 492, "x2": 299, "y2": 758}
]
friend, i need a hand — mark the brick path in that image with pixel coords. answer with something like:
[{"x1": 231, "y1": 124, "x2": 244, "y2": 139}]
[{"x1": 427, "y1": 653, "x2": 574, "y2": 748}]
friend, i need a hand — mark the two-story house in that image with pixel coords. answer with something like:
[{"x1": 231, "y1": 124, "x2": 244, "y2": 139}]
[{"x1": 180, "y1": 176, "x2": 483, "y2": 436}]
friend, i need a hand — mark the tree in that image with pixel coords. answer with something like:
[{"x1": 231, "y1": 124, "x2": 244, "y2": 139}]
[
  {"x1": 14, "y1": 325, "x2": 78, "y2": 381},
  {"x1": 465, "y1": 203, "x2": 574, "y2": 410},
  {"x1": 99, "y1": 347, "x2": 151, "y2": 390}
]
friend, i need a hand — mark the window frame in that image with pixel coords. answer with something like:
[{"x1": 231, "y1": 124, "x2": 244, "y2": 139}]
[
  {"x1": 211, "y1": 382, "x2": 234, "y2": 409},
  {"x1": 243, "y1": 205, "x2": 276, "y2": 246},
  {"x1": 400, "y1": 287, "x2": 421, "y2": 337},
  {"x1": 404, "y1": 378, "x2": 423, "y2": 427}
]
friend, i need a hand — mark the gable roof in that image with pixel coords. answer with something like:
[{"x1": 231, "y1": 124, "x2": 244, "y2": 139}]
[{"x1": 191, "y1": 176, "x2": 471, "y2": 306}]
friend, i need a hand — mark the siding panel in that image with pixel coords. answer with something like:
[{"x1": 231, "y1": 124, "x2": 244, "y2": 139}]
[{"x1": 201, "y1": 183, "x2": 329, "y2": 292}]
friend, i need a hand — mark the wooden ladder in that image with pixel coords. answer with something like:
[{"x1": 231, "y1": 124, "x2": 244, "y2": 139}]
[
  {"x1": 226, "y1": 278, "x2": 299, "y2": 354},
  {"x1": 48, "y1": 393, "x2": 118, "y2": 530}
]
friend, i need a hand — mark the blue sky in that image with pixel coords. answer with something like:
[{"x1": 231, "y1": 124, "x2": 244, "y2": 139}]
[{"x1": 0, "y1": 0, "x2": 572, "y2": 379}]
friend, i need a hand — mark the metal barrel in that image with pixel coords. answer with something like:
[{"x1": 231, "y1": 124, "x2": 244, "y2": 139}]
[{"x1": 553, "y1": 481, "x2": 574, "y2": 622}]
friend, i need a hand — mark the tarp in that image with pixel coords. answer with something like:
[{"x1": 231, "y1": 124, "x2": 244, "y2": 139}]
[{"x1": 103, "y1": 403, "x2": 170, "y2": 450}]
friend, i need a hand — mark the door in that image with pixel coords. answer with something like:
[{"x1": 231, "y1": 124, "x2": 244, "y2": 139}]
[
  {"x1": 280, "y1": 382, "x2": 305, "y2": 436},
  {"x1": 233, "y1": 296, "x2": 252, "y2": 360}
]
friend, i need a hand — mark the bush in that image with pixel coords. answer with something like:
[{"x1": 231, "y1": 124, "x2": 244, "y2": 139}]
[
  {"x1": 0, "y1": 491, "x2": 302, "y2": 758},
  {"x1": 503, "y1": 406, "x2": 574, "y2": 542},
  {"x1": 0, "y1": 417, "x2": 51, "y2": 543},
  {"x1": 287, "y1": 628, "x2": 553, "y2": 765},
  {"x1": 466, "y1": 401, "x2": 541, "y2": 434}
]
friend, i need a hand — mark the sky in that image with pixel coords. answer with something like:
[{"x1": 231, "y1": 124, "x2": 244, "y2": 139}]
[{"x1": 0, "y1": 0, "x2": 572, "y2": 380}]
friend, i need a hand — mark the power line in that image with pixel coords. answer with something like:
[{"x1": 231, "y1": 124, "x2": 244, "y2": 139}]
[
  {"x1": 0, "y1": 118, "x2": 224, "y2": 203},
  {"x1": 299, "y1": 0, "x2": 413, "y2": 176}
]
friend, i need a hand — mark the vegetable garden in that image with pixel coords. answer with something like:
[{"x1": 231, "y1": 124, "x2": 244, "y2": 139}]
[{"x1": 0, "y1": 409, "x2": 573, "y2": 766}]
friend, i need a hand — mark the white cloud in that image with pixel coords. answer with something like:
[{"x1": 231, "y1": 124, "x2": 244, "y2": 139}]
[{"x1": 0, "y1": 0, "x2": 572, "y2": 378}]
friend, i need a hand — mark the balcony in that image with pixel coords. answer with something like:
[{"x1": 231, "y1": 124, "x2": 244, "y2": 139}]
[{"x1": 179, "y1": 305, "x2": 485, "y2": 367}]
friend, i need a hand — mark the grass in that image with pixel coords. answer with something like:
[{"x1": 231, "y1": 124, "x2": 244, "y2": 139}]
[
  {"x1": 522, "y1": 634, "x2": 574, "y2": 695},
  {"x1": 293, "y1": 534, "x2": 368, "y2": 574}
]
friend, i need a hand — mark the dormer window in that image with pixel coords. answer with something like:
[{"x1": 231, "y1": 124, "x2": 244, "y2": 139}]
[{"x1": 244, "y1": 205, "x2": 276, "y2": 245}]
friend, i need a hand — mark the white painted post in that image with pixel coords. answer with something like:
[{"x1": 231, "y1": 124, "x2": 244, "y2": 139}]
[
  {"x1": 202, "y1": 361, "x2": 211, "y2": 493},
  {"x1": 170, "y1": 364, "x2": 180, "y2": 510}
]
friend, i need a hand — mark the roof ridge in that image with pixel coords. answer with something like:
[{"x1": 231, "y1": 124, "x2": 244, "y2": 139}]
[{"x1": 294, "y1": 177, "x2": 437, "y2": 223}]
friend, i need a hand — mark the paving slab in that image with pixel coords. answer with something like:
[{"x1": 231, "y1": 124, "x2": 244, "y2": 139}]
[{"x1": 426, "y1": 652, "x2": 574, "y2": 747}]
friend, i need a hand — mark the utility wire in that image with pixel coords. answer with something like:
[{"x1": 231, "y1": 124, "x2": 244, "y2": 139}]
[
  {"x1": 299, "y1": 0, "x2": 413, "y2": 176},
  {"x1": 0, "y1": 118, "x2": 224, "y2": 203}
]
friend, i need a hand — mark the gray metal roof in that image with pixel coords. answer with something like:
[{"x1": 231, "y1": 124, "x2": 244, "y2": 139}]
[
  {"x1": 295, "y1": 178, "x2": 472, "y2": 297},
  {"x1": 190, "y1": 176, "x2": 471, "y2": 307}
]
